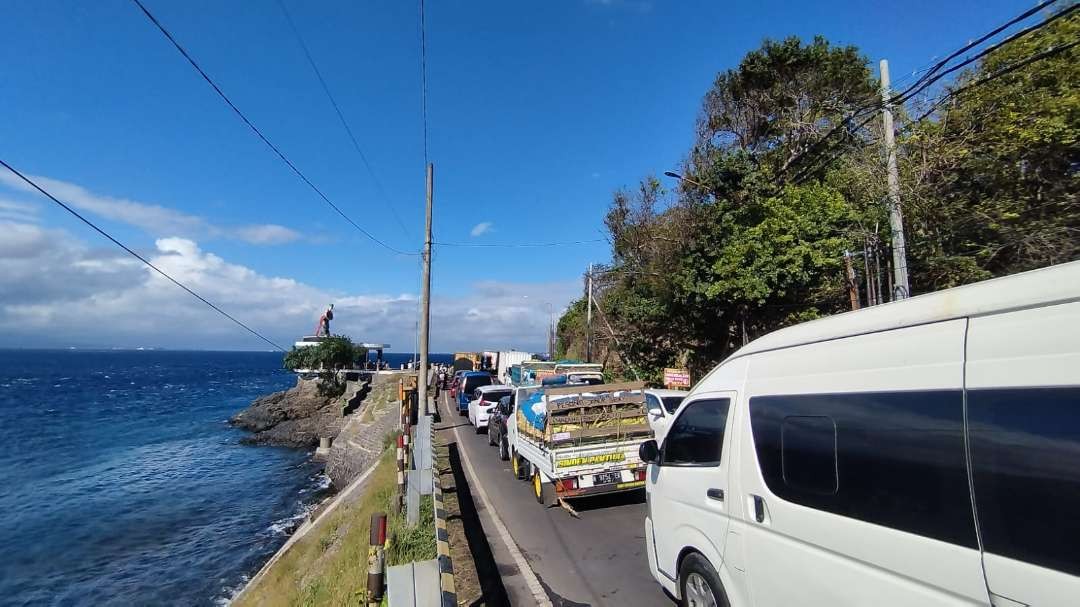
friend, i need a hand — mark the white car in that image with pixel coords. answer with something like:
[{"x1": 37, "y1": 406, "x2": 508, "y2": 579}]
[
  {"x1": 641, "y1": 261, "x2": 1080, "y2": 607},
  {"x1": 643, "y1": 389, "x2": 687, "y2": 441},
  {"x1": 467, "y1": 385, "x2": 513, "y2": 434}
]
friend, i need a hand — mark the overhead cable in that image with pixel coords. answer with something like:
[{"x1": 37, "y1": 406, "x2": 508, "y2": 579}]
[
  {"x1": 131, "y1": 0, "x2": 416, "y2": 256},
  {"x1": 274, "y1": 0, "x2": 413, "y2": 239},
  {"x1": 0, "y1": 158, "x2": 287, "y2": 352}
]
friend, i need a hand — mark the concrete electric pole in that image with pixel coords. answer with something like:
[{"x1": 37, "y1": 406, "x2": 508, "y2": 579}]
[
  {"x1": 417, "y1": 163, "x2": 433, "y2": 414},
  {"x1": 879, "y1": 59, "x2": 910, "y2": 300},
  {"x1": 585, "y1": 264, "x2": 593, "y2": 363}
]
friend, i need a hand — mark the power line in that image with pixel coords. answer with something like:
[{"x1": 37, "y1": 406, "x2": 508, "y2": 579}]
[
  {"x1": 889, "y1": 0, "x2": 1064, "y2": 106},
  {"x1": 131, "y1": 0, "x2": 416, "y2": 256},
  {"x1": 433, "y1": 239, "x2": 606, "y2": 248},
  {"x1": 909, "y1": 38, "x2": 1080, "y2": 125},
  {"x1": 779, "y1": 0, "x2": 1067, "y2": 182},
  {"x1": 0, "y1": 158, "x2": 286, "y2": 352},
  {"x1": 791, "y1": 37, "x2": 1080, "y2": 187},
  {"x1": 789, "y1": 4, "x2": 1076, "y2": 185},
  {"x1": 890, "y1": 2, "x2": 1077, "y2": 107},
  {"x1": 274, "y1": 0, "x2": 412, "y2": 239}
]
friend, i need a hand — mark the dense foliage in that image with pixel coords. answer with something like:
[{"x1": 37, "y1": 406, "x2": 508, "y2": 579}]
[
  {"x1": 560, "y1": 13, "x2": 1078, "y2": 383},
  {"x1": 283, "y1": 336, "x2": 368, "y2": 397}
]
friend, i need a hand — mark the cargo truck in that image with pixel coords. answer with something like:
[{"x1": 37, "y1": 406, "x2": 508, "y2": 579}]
[{"x1": 507, "y1": 381, "x2": 651, "y2": 505}]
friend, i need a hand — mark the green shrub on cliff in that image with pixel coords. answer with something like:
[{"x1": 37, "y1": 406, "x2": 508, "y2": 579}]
[
  {"x1": 283, "y1": 336, "x2": 367, "y2": 371},
  {"x1": 283, "y1": 336, "x2": 368, "y2": 398}
]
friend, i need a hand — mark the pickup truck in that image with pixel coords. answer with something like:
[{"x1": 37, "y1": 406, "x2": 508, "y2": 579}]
[{"x1": 507, "y1": 381, "x2": 650, "y2": 505}]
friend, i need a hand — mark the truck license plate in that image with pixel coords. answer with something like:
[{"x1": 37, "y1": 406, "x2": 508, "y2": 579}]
[{"x1": 593, "y1": 471, "x2": 621, "y2": 486}]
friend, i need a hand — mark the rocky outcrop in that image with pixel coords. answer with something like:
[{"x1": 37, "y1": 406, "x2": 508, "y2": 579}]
[{"x1": 231, "y1": 377, "x2": 355, "y2": 448}]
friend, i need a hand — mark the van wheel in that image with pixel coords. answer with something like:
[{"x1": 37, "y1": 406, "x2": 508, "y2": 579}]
[
  {"x1": 499, "y1": 437, "x2": 509, "y2": 461},
  {"x1": 678, "y1": 553, "x2": 728, "y2": 607},
  {"x1": 533, "y1": 471, "x2": 554, "y2": 507}
]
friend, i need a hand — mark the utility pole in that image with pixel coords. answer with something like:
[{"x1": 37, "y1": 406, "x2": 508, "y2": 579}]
[
  {"x1": 585, "y1": 264, "x2": 593, "y2": 363},
  {"x1": 880, "y1": 59, "x2": 910, "y2": 300},
  {"x1": 844, "y1": 250, "x2": 861, "y2": 311},
  {"x1": 417, "y1": 163, "x2": 433, "y2": 415}
]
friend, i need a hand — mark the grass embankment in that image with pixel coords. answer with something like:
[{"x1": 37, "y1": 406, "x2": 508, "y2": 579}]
[{"x1": 236, "y1": 433, "x2": 436, "y2": 607}]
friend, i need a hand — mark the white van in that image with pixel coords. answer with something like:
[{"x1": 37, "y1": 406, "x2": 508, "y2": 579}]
[{"x1": 640, "y1": 261, "x2": 1080, "y2": 607}]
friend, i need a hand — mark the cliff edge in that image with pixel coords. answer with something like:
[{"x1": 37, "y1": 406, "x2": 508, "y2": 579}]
[{"x1": 231, "y1": 377, "x2": 346, "y2": 448}]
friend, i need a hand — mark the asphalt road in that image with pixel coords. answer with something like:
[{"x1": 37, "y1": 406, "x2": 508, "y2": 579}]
[{"x1": 438, "y1": 393, "x2": 672, "y2": 606}]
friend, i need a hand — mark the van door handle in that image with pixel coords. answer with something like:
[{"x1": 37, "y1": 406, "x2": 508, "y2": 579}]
[
  {"x1": 753, "y1": 495, "x2": 765, "y2": 523},
  {"x1": 707, "y1": 488, "x2": 724, "y2": 501}
]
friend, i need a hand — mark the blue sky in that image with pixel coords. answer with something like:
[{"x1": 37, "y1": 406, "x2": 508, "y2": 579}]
[{"x1": 0, "y1": 0, "x2": 1028, "y2": 351}]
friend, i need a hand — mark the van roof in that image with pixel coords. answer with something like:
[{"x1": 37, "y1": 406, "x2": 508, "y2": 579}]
[{"x1": 730, "y1": 260, "x2": 1080, "y2": 360}]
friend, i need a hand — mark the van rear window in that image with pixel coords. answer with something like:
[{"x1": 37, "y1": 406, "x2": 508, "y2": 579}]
[
  {"x1": 968, "y1": 386, "x2": 1080, "y2": 576},
  {"x1": 463, "y1": 375, "x2": 492, "y2": 392}
]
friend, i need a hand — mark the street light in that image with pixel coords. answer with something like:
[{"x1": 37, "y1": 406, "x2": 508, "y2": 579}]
[{"x1": 663, "y1": 170, "x2": 707, "y2": 190}]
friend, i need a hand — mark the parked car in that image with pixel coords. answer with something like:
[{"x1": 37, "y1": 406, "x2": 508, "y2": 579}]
[
  {"x1": 448, "y1": 370, "x2": 468, "y2": 401},
  {"x1": 643, "y1": 389, "x2": 687, "y2": 441},
  {"x1": 455, "y1": 371, "x2": 493, "y2": 415},
  {"x1": 640, "y1": 261, "x2": 1080, "y2": 607},
  {"x1": 488, "y1": 394, "x2": 515, "y2": 458},
  {"x1": 468, "y1": 385, "x2": 513, "y2": 433}
]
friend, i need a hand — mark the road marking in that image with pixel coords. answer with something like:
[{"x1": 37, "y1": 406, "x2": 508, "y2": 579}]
[{"x1": 443, "y1": 396, "x2": 553, "y2": 607}]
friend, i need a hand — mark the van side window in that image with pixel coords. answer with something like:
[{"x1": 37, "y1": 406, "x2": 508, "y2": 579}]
[
  {"x1": 968, "y1": 386, "x2": 1080, "y2": 576},
  {"x1": 750, "y1": 391, "x2": 977, "y2": 548},
  {"x1": 662, "y1": 398, "x2": 730, "y2": 466},
  {"x1": 782, "y1": 416, "x2": 838, "y2": 495}
]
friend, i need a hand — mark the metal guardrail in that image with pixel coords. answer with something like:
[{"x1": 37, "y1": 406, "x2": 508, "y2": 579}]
[{"x1": 386, "y1": 390, "x2": 455, "y2": 607}]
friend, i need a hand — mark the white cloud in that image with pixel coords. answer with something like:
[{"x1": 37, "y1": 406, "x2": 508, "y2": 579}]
[
  {"x1": 0, "y1": 173, "x2": 304, "y2": 246},
  {"x1": 0, "y1": 198, "x2": 39, "y2": 223},
  {"x1": 0, "y1": 220, "x2": 576, "y2": 352},
  {"x1": 233, "y1": 224, "x2": 302, "y2": 245},
  {"x1": 469, "y1": 221, "x2": 494, "y2": 237}
]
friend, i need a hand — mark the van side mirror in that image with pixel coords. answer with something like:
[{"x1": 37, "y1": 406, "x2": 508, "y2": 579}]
[{"x1": 639, "y1": 439, "x2": 660, "y2": 465}]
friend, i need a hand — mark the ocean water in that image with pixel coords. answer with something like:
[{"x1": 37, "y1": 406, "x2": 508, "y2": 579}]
[{"x1": 0, "y1": 349, "x2": 450, "y2": 606}]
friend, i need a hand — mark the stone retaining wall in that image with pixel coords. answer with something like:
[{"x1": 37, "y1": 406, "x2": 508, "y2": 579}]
[{"x1": 325, "y1": 381, "x2": 401, "y2": 490}]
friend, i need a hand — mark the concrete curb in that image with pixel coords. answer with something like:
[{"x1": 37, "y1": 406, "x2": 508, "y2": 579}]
[{"x1": 431, "y1": 421, "x2": 456, "y2": 607}]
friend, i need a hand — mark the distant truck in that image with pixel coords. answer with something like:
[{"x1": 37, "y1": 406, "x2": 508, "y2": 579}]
[
  {"x1": 509, "y1": 360, "x2": 603, "y2": 386},
  {"x1": 452, "y1": 352, "x2": 481, "y2": 372},
  {"x1": 494, "y1": 351, "x2": 533, "y2": 383},
  {"x1": 507, "y1": 381, "x2": 651, "y2": 505}
]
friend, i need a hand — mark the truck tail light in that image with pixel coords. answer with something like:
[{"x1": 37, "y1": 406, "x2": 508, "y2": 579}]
[
  {"x1": 557, "y1": 478, "x2": 578, "y2": 492},
  {"x1": 634, "y1": 469, "x2": 646, "y2": 482}
]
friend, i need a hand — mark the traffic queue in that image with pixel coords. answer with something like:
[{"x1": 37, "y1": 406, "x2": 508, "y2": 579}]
[{"x1": 439, "y1": 262, "x2": 1080, "y2": 607}]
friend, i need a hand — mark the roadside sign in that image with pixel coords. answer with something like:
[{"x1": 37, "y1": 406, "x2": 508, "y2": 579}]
[{"x1": 663, "y1": 368, "x2": 691, "y2": 389}]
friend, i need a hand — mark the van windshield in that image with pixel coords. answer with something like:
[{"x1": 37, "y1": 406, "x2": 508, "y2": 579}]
[{"x1": 661, "y1": 396, "x2": 684, "y2": 414}]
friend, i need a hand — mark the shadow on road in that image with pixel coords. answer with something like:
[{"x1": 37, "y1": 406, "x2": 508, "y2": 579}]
[
  {"x1": 448, "y1": 442, "x2": 511, "y2": 607},
  {"x1": 569, "y1": 489, "x2": 646, "y2": 513}
]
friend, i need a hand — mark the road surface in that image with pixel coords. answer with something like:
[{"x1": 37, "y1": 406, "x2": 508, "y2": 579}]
[{"x1": 438, "y1": 393, "x2": 672, "y2": 606}]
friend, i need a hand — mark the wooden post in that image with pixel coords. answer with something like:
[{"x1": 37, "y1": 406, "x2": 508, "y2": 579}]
[{"x1": 844, "y1": 250, "x2": 861, "y2": 311}]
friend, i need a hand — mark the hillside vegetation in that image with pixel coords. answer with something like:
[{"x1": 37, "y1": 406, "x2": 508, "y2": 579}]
[{"x1": 558, "y1": 11, "x2": 1078, "y2": 383}]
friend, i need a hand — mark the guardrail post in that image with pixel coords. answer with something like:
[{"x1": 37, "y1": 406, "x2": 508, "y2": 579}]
[
  {"x1": 366, "y1": 512, "x2": 387, "y2": 606},
  {"x1": 396, "y1": 434, "x2": 406, "y2": 513}
]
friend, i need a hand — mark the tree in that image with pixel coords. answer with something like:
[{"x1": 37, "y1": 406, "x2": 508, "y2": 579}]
[
  {"x1": 900, "y1": 9, "x2": 1079, "y2": 289},
  {"x1": 561, "y1": 21, "x2": 1077, "y2": 383},
  {"x1": 283, "y1": 336, "x2": 368, "y2": 397}
]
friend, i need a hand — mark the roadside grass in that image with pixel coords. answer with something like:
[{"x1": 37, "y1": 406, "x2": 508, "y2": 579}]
[{"x1": 234, "y1": 427, "x2": 436, "y2": 607}]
